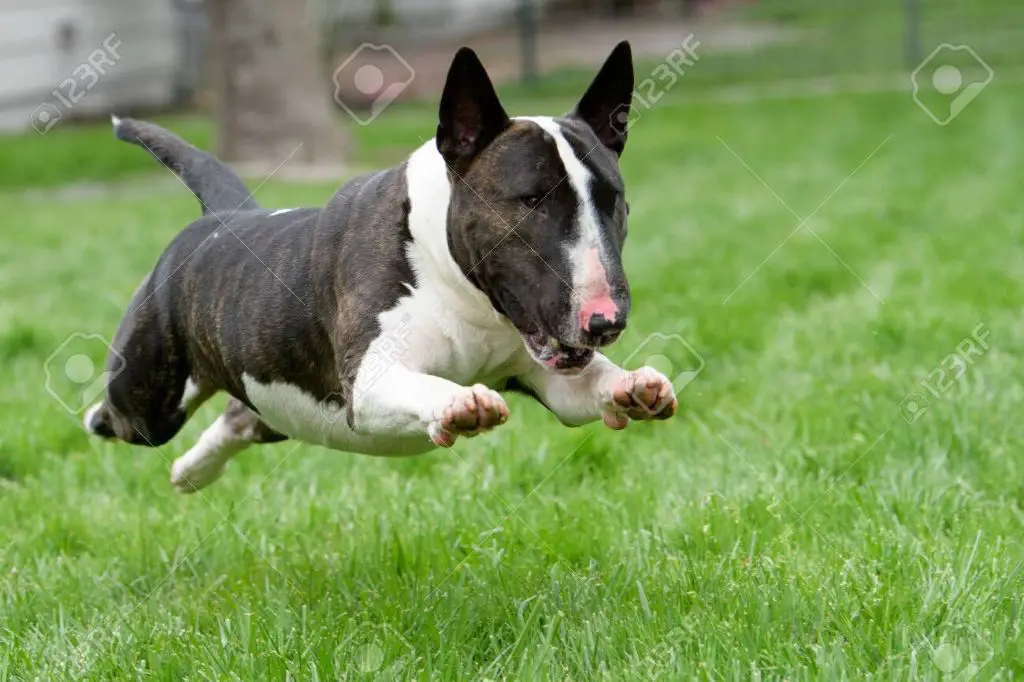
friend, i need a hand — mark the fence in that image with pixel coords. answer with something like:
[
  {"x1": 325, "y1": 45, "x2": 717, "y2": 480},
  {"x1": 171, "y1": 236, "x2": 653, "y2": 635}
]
[
  {"x1": 319, "y1": 0, "x2": 1024, "y2": 105},
  {"x1": 3, "y1": 0, "x2": 1022, "y2": 134}
]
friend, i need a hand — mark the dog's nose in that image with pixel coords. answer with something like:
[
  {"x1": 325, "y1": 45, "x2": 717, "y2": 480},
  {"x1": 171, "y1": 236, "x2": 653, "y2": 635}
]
[{"x1": 585, "y1": 312, "x2": 624, "y2": 342}]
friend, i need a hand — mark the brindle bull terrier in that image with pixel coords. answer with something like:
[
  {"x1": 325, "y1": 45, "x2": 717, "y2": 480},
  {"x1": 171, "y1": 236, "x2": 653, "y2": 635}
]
[{"x1": 85, "y1": 41, "x2": 678, "y2": 492}]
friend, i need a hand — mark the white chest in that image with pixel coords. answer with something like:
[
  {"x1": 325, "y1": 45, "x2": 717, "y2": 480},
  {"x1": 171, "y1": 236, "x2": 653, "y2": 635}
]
[
  {"x1": 371, "y1": 283, "x2": 528, "y2": 388},
  {"x1": 422, "y1": 322, "x2": 525, "y2": 387}
]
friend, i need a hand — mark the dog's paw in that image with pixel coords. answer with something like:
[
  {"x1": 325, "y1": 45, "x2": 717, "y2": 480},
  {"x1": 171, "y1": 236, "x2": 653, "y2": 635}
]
[
  {"x1": 170, "y1": 450, "x2": 230, "y2": 494},
  {"x1": 428, "y1": 384, "x2": 509, "y2": 447},
  {"x1": 602, "y1": 366, "x2": 678, "y2": 430}
]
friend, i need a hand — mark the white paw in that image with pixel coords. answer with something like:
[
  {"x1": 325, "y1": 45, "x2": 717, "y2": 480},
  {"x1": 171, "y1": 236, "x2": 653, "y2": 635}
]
[
  {"x1": 428, "y1": 384, "x2": 509, "y2": 447},
  {"x1": 170, "y1": 452, "x2": 228, "y2": 494},
  {"x1": 601, "y1": 366, "x2": 679, "y2": 430}
]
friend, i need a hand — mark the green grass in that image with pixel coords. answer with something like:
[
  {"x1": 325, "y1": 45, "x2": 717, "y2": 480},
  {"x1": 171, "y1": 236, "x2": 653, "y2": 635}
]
[
  {"x1": 727, "y1": 0, "x2": 1024, "y2": 84},
  {"x1": 2, "y1": 71, "x2": 1024, "y2": 679},
  {"x1": 0, "y1": 67, "x2": 671, "y2": 192}
]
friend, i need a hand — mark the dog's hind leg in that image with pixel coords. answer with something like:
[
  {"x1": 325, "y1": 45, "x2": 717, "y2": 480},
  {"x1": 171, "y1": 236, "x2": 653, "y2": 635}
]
[
  {"x1": 85, "y1": 373, "x2": 214, "y2": 447},
  {"x1": 170, "y1": 398, "x2": 287, "y2": 493},
  {"x1": 83, "y1": 272, "x2": 215, "y2": 446}
]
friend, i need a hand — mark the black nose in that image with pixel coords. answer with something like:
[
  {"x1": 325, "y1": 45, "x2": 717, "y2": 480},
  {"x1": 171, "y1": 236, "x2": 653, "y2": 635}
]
[{"x1": 586, "y1": 313, "x2": 625, "y2": 343}]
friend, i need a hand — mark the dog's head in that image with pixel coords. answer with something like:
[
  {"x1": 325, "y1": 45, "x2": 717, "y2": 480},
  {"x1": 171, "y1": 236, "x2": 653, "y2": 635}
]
[{"x1": 437, "y1": 42, "x2": 634, "y2": 373}]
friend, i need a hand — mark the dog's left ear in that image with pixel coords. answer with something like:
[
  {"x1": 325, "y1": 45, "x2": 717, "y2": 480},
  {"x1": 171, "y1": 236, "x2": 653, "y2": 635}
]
[
  {"x1": 570, "y1": 40, "x2": 634, "y2": 157},
  {"x1": 437, "y1": 47, "x2": 511, "y2": 174}
]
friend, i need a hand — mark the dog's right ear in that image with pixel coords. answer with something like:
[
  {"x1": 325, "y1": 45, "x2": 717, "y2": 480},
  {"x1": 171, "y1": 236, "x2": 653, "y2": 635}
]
[
  {"x1": 570, "y1": 40, "x2": 634, "y2": 156},
  {"x1": 436, "y1": 47, "x2": 510, "y2": 174}
]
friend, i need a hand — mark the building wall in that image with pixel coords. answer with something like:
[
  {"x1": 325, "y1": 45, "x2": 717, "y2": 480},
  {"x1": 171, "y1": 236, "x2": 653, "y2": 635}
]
[{"x1": 0, "y1": 0, "x2": 182, "y2": 133}]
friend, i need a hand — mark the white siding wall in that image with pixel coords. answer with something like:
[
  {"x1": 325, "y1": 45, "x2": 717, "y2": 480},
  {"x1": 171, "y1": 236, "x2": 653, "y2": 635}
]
[
  {"x1": 0, "y1": 0, "x2": 181, "y2": 133},
  {"x1": 0, "y1": 0, "x2": 537, "y2": 133}
]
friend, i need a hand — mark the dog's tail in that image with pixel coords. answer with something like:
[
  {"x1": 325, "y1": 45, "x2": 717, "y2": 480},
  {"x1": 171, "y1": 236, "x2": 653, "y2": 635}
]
[{"x1": 111, "y1": 115, "x2": 261, "y2": 216}]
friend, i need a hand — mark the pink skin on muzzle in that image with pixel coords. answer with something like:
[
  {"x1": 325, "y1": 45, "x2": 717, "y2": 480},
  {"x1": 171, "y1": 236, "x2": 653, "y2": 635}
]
[{"x1": 577, "y1": 247, "x2": 619, "y2": 332}]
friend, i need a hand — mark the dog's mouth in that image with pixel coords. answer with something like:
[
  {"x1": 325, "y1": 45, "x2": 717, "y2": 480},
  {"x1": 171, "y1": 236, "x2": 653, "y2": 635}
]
[
  {"x1": 497, "y1": 293, "x2": 596, "y2": 372},
  {"x1": 522, "y1": 331, "x2": 595, "y2": 373}
]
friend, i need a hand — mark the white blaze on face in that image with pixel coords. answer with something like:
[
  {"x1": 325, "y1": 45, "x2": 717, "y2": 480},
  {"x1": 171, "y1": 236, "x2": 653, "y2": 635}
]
[{"x1": 518, "y1": 117, "x2": 619, "y2": 333}]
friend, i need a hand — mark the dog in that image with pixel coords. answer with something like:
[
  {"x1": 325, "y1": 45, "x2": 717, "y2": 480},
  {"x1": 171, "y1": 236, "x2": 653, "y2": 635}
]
[{"x1": 84, "y1": 41, "x2": 679, "y2": 492}]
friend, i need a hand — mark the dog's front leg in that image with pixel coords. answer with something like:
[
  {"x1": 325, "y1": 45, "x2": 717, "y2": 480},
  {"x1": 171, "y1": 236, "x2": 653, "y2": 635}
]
[
  {"x1": 351, "y1": 364, "x2": 509, "y2": 447},
  {"x1": 516, "y1": 354, "x2": 678, "y2": 430}
]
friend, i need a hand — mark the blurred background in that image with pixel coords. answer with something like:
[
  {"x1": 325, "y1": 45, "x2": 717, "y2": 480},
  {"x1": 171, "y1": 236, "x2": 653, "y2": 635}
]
[{"x1": 1, "y1": 0, "x2": 1022, "y2": 185}]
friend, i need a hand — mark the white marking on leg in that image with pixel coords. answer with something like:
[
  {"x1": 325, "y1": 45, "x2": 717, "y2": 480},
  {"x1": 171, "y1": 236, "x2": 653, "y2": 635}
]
[
  {"x1": 242, "y1": 373, "x2": 437, "y2": 456},
  {"x1": 170, "y1": 415, "x2": 249, "y2": 492},
  {"x1": 269, "y1": 208, "x2": 297, "y2": 217},
  {"x1": 179, "y1": 377, "x2": 202, "y2": 411},
  {"x1": 83, "y1": 402, "x2": 104, "y2": 434}
]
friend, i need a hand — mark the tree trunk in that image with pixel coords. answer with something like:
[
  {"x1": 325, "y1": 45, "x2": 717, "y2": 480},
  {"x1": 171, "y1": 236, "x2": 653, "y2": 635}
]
[{"x1": 208, "y1": 0, "x2": 348, "y2": 168}]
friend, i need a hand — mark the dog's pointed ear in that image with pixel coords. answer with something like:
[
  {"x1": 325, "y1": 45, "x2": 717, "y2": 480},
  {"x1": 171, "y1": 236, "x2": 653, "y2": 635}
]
[
  {"x1": 570, "y1": 40, "x2": 634, "y2": 156},
  {"x1": 436, "y1": 47, "x2": 510, "y2": 173}
]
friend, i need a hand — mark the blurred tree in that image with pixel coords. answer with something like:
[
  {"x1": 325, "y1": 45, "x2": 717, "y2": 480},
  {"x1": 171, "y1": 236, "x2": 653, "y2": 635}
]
[
  {"x1": 207, "y1": 0, "x2": 348, "y2": 167},
  {"x1": 374, "y1": 0, "x2": 397, "y2": 28}
]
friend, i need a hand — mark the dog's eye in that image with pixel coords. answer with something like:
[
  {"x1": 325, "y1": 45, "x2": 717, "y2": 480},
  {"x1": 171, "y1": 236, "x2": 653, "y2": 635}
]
[{"x1": 520, "y1": 195, "x2": 543, "y2": 210}]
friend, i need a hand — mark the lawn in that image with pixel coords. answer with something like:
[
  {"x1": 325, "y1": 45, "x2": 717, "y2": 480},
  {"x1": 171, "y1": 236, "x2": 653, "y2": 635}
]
[{"x1": 2, "y1": 70, "x2": 1024, "y2": 679}]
